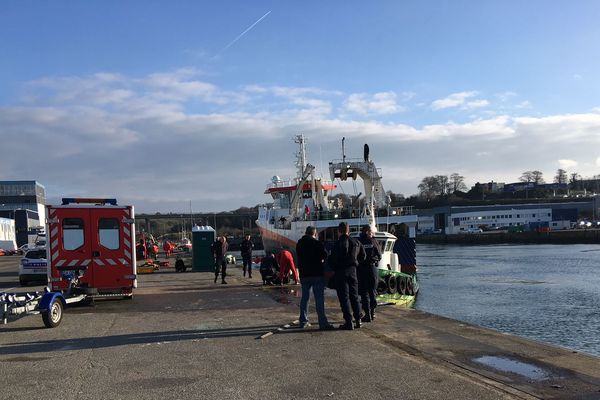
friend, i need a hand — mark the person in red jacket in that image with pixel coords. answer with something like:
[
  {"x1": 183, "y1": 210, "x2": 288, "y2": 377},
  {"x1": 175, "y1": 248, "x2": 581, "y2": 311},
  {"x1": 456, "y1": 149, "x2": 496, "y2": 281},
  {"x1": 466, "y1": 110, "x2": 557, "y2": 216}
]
[{"x1": 276, "y1": 249, "x2": 299, "y2": 285}]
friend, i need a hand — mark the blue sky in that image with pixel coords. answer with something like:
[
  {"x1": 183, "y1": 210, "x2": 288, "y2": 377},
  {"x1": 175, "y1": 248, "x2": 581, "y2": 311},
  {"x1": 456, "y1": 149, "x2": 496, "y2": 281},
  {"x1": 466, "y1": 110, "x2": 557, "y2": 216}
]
[{"x1": 2, "y1": 1, "x2": 600, "y2": 212}]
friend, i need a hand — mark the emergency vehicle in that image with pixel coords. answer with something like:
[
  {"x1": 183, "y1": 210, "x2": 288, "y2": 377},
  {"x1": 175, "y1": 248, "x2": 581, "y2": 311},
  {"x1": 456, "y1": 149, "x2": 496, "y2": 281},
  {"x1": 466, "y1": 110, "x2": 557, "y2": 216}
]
[{"x1": 46, "y1": 198, "x2": 137, "y2": 298}]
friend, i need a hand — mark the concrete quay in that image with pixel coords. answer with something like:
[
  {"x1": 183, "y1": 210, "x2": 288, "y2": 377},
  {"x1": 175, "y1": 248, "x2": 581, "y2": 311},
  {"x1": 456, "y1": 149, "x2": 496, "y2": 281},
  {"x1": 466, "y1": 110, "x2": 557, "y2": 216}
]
[{"x1": 1, "y1": 257, "x2": 599, "y2": 399}]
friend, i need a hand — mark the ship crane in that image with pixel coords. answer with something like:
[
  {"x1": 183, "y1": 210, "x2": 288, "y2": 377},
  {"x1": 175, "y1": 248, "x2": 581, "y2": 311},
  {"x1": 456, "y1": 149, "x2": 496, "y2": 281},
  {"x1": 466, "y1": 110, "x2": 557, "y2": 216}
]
[
  {"x1": 329, "y1": 143, "x2": 386, "y2": 230},
  {"x1": 289, "y1": 163, "x2": 316, "y2": 220}
]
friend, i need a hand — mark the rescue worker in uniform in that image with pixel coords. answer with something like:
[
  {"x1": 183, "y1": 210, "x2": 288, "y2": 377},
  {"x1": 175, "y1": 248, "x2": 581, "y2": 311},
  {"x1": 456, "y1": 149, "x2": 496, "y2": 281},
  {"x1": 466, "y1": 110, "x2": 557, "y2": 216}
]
[
  {"x1": 329, "y1": 222, "x2": 366, "y2": 330},
  {"x1": 240, "y1": 234, "x2": 254, "y2": 278},
  {"x1": 357, "y1": 224, "x2": 382, "y2": 322},
  {"x1": 212, "y1": 236, "x2": 228, "y2": 284},
  {"x1": 276, "y1": 249, "x2": 299, "y2": 285}
]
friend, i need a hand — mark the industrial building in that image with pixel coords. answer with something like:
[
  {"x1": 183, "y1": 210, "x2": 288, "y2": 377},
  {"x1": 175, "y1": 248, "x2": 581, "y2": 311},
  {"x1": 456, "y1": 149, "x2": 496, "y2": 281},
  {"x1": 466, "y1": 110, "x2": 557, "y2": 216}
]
[
  {"x1": 0, "y1": 181, "x2": 46, "y2": 246},
  {"x1": 416, "y1": 199, "x2": 598, "y2": 235}
]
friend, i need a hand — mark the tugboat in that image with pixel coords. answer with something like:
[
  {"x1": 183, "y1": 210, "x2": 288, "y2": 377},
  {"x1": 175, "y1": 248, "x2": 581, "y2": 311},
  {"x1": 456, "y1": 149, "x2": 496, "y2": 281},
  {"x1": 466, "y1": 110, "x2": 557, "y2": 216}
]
[{"x1": 256, "y1": 135, "x2": 419, "y2": 305}]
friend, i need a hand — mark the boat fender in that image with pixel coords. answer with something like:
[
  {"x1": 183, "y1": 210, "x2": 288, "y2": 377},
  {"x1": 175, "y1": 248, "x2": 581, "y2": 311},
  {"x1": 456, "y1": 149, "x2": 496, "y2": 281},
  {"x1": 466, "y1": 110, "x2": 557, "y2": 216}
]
[
  {"x1": 376, "y1": 279, "x2": 388, "y2": 295},
  {"x1": 386, "y1": 275, "x2": 398, "y2": 294},
  {"x1": 406, "y1": 278, "x2": 415, "y2": 296},
  {"x1": 397, "y1": 276, "x2": 407, "y2": 295}
]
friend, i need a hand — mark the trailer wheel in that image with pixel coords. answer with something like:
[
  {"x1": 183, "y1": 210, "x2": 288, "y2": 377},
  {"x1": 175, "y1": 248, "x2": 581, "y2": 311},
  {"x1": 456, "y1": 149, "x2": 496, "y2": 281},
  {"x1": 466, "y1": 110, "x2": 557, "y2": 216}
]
[{"x1": 42, "y1": 298, "x2": 63, "y2": 328}]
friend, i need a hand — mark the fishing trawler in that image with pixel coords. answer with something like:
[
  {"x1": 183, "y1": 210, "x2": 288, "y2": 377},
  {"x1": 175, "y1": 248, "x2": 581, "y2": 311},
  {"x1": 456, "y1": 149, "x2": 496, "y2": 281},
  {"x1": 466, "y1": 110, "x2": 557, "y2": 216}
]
[{"x1": 256, "y1": 135, "x2": 419, "y2": 304}]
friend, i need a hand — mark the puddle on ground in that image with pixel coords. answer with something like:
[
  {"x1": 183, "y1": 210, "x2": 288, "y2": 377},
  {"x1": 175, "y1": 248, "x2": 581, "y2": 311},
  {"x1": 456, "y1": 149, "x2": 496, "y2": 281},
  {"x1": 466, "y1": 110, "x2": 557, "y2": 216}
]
[
  {"x1": 263, "y1": 286, "x2": 301, "y2": 305},
  {"x1": 473, "y1": 356, "x2": 551, "y2": 381}
]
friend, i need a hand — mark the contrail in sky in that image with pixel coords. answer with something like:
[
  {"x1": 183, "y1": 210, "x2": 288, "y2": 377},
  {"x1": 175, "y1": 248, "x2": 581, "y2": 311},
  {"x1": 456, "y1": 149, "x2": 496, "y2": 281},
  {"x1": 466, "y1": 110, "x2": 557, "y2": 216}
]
[{"x1": 215, "y1": 10, "x2": 272, "y2": 57}]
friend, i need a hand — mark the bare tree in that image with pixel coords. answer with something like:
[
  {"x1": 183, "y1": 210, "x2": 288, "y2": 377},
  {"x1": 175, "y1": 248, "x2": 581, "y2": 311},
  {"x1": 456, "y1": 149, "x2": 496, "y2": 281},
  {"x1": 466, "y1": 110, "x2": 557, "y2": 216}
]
[
  {"x1": 435, "y1": 175, "x2": 449, "y2": 195},
  {"x1": 554, "y1": 169, "x2": 568, "y2": 184},
  {"x1": 418, "y1": 176, "x2": 442, "y2": 200},
  {"x1": 569, "y1": 172, "x2": 581, "y2": 191},
  {"x1": 531, "y1": 170, "x2": 544, "y2": 184},
  {"x1": 449, "y1": 173, "x2": 467, "y2": 193},
  {"x1": 519, "y1": 171, "x2": 534, "y2": 183}
]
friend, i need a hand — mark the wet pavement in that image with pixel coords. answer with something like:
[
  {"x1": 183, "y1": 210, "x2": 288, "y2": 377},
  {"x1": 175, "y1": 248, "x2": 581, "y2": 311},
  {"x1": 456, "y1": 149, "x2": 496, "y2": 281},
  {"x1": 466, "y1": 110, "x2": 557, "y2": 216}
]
[{"x1": 1, "y1": 257, "x2": 600, "y2": 399}]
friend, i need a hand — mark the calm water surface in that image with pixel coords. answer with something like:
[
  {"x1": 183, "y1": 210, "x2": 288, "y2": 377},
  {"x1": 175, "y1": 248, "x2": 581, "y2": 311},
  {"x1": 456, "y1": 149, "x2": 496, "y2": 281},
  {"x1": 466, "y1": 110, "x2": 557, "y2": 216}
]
[{"x1": 414, "y1": 244, "x2": 600, "y2": 357}]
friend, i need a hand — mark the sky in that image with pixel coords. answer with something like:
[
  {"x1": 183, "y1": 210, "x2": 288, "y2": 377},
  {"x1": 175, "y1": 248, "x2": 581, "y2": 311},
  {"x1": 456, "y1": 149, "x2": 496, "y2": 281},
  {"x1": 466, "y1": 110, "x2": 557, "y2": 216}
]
[{"x1": 2, "y1": 1, "x2": 600, "y2": 213}]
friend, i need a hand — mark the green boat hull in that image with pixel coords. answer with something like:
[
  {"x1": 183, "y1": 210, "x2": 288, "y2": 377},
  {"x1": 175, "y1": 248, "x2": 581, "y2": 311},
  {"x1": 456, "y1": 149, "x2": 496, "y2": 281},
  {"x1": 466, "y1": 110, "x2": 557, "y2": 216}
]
[{"x1": 376, "y1": 269, "x2": 419, "y2": 307}]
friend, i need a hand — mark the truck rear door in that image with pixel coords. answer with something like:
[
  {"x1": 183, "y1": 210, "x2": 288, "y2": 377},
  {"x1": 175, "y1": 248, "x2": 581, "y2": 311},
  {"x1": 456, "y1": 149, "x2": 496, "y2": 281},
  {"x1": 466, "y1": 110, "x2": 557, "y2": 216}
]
[
  {"x1": 48, "y1": 207, "x2": 94, "y2": 290},
  {"x1": 89, "y1": 207, "x2": 135, "y2": 291}
]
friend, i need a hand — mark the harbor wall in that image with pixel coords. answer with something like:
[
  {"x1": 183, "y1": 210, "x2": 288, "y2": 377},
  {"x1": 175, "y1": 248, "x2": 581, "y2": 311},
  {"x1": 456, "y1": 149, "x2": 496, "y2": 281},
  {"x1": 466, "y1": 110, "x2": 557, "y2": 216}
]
[{"x1": 418, "y1": 229, "x2": 600, "y2": 245}]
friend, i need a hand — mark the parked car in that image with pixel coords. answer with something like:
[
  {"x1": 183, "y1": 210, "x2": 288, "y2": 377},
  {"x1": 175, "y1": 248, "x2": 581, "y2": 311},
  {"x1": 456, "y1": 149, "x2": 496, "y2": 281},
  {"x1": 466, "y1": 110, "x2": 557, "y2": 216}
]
[
  {"x1": 467, "y1": 228, "x2": 483, "y2": 234},
  {"x1": 19, "y1": 248, "x2": 48, "y2": 286}
]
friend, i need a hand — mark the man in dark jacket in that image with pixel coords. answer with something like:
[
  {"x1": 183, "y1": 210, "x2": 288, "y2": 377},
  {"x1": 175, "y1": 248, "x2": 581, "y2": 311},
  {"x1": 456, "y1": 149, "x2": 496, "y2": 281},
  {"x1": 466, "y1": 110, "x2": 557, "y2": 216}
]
[
  {"x1": 240, "y1": 234, "x2": 254, "y2": 278},
  {"x1": 329, "y1": 222, "x2": 366, "y2": 330},
  {"x1": 357, "y1": 224, "x2": 382, "y2": 322},
  {"x1": 212, "y1": 236, "x2": 228, "y2": 284},
  {"x1": 296, "y1": 226, "x2": 335, "y2": 331},
  {"x1": 259, "y1": 252, "x2": 278, "y2": 285}
]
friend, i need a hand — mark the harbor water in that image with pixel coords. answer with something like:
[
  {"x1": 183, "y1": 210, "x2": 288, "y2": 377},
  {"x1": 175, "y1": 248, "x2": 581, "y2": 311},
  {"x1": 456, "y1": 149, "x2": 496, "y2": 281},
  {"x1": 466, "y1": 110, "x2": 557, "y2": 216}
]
[{"x1": 415, "y1": 243, "x2": 600, "y2": 357}]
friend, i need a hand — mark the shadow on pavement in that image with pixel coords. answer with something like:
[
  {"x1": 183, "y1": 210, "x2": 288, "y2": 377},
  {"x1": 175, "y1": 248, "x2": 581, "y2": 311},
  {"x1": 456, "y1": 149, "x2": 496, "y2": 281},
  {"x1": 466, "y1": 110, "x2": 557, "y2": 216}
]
[{"x1": 0, "y1": 324, "x2": 284, "y2": 355}]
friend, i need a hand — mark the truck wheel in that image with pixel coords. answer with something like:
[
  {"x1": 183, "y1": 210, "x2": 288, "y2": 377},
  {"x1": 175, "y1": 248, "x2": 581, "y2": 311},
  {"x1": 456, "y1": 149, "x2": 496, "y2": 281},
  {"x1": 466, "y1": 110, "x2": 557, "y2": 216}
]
[{"x1": 42, "y1": 298, "x2": 63, "y2": 328}]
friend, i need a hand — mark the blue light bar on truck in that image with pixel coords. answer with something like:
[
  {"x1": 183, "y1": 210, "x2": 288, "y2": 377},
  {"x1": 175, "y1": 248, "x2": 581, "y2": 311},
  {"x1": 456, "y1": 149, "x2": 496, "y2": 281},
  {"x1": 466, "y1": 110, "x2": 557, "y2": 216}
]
[{"x1": 61, "y1": 198, "x2": 118, "y2": 205}]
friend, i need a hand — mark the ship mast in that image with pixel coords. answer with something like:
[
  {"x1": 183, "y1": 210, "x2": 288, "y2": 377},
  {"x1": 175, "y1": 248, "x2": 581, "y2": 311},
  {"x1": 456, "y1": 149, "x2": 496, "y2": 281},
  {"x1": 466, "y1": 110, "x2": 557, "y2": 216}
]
[{"x1": 294, "y1": 134, "x2": 307, "y2": 181}]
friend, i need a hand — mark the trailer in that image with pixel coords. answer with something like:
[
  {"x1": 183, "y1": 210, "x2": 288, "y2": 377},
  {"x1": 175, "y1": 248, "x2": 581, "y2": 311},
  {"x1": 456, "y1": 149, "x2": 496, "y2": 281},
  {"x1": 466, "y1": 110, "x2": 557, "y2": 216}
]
[{"x1": 1, "y1": 267, "x2": 88, "y2": 328}]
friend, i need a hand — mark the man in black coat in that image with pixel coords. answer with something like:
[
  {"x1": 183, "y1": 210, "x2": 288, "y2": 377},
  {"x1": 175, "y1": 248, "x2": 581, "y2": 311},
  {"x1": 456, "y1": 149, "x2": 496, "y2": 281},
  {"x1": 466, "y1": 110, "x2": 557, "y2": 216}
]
[
  {"x1": 296, "y1": 226, "x2": 335, "y2": 330},
  {"x1": 357, "y1": 224, "x2": 382, "y2": 322},
  {"x1": 212, "y1": 236, "x2": 228, "y2": 284},
  {"x1": 328, "y1": 222, "x2": 366, "y2": 330},
  {"x1": 240, "y1": 234, "x2": 254, "y2": 278}
]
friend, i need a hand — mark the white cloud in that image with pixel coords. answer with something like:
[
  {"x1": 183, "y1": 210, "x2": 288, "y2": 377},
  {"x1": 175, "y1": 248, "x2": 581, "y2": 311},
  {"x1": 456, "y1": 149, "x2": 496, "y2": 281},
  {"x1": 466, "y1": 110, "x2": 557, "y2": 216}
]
[
  {"x1": 344, "y1": 92, "x2": 402, "y2": 115},
  {"x1": 596, "y1": 157, "x2": 600, "y2": 167},
  {"x1": 465, "y1": 99, "x2": 489, "y2": 109},
  {"x1": 431, "y1": 91, "x2": 479, "y2": 110},
  {"x1": 559, "y1": 159, "x2": 578, "y2": 169},
  {"x1": 514, "y1": 113, "x2": 600, "y2": 142},
  {"x1": 592, "y1": 107, "x2": 600, "y2": 113},
  {"x1": 515, "y1": 101, "x2": 532, "y2": 109},
  {"x1": 5, "y1": 70, "x2": 600, "y2": 212}
]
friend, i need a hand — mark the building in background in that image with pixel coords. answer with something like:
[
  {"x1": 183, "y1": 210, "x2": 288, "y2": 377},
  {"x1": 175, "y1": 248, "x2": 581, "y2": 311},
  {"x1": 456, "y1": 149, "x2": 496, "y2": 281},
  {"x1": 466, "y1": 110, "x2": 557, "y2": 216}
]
[
  {"x1": 0, "y1": 181, "x2": 46, "y2": 223},
  {"x1": 0, "y1": 217, "x2": 17, "y2": 251},
  {"x1": 0, "y1": 181, "x2": 46, "y2": 246},
  {"x1": 417, "y1": 201, "x2": 592, "y2": 235}
]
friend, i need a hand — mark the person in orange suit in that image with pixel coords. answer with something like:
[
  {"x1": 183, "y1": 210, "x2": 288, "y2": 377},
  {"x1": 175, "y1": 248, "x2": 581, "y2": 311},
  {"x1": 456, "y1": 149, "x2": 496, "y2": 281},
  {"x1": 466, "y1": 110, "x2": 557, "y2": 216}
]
[
  {"x1": 163, "y1": 241, "x2": 174, "y2": 258},
  {"x1": 276, "y1": 249, "x2": 299, "y2": 285}
]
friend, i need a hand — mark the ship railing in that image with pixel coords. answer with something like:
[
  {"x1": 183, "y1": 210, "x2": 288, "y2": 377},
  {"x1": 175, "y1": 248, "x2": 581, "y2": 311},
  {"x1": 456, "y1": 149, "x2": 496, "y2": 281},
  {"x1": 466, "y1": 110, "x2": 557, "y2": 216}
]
[{"x1": 266, "y1": 178, "x2": 334, "y2": 190}]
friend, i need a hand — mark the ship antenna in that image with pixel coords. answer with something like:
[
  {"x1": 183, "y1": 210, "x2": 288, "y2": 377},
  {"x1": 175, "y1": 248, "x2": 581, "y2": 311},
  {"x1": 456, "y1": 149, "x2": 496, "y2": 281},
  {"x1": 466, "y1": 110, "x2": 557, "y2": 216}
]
[{"x1": 294, "y1": 134, "x2": 307, "y2": 179}]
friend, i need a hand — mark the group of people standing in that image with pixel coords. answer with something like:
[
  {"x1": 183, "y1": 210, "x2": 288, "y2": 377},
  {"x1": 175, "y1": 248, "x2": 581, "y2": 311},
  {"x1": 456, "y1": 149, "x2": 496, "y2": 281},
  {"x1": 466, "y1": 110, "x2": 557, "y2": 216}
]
[
  {"x1": 211, "y1": 224, "x2": 382, "y2": 331},
  {"x1": 212, "y1": 234, "x2": 257, "y2": 284},
  {"x1": 296, "y1": 222, "x2": 381, "y2": 331}
]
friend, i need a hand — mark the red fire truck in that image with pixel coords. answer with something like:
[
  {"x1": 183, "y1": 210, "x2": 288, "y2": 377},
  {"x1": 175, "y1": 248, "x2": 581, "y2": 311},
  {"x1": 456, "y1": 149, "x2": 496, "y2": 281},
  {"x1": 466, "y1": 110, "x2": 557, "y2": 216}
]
[{"x1": 47, "y1": 198, "x2": 137, "y2": 298}]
